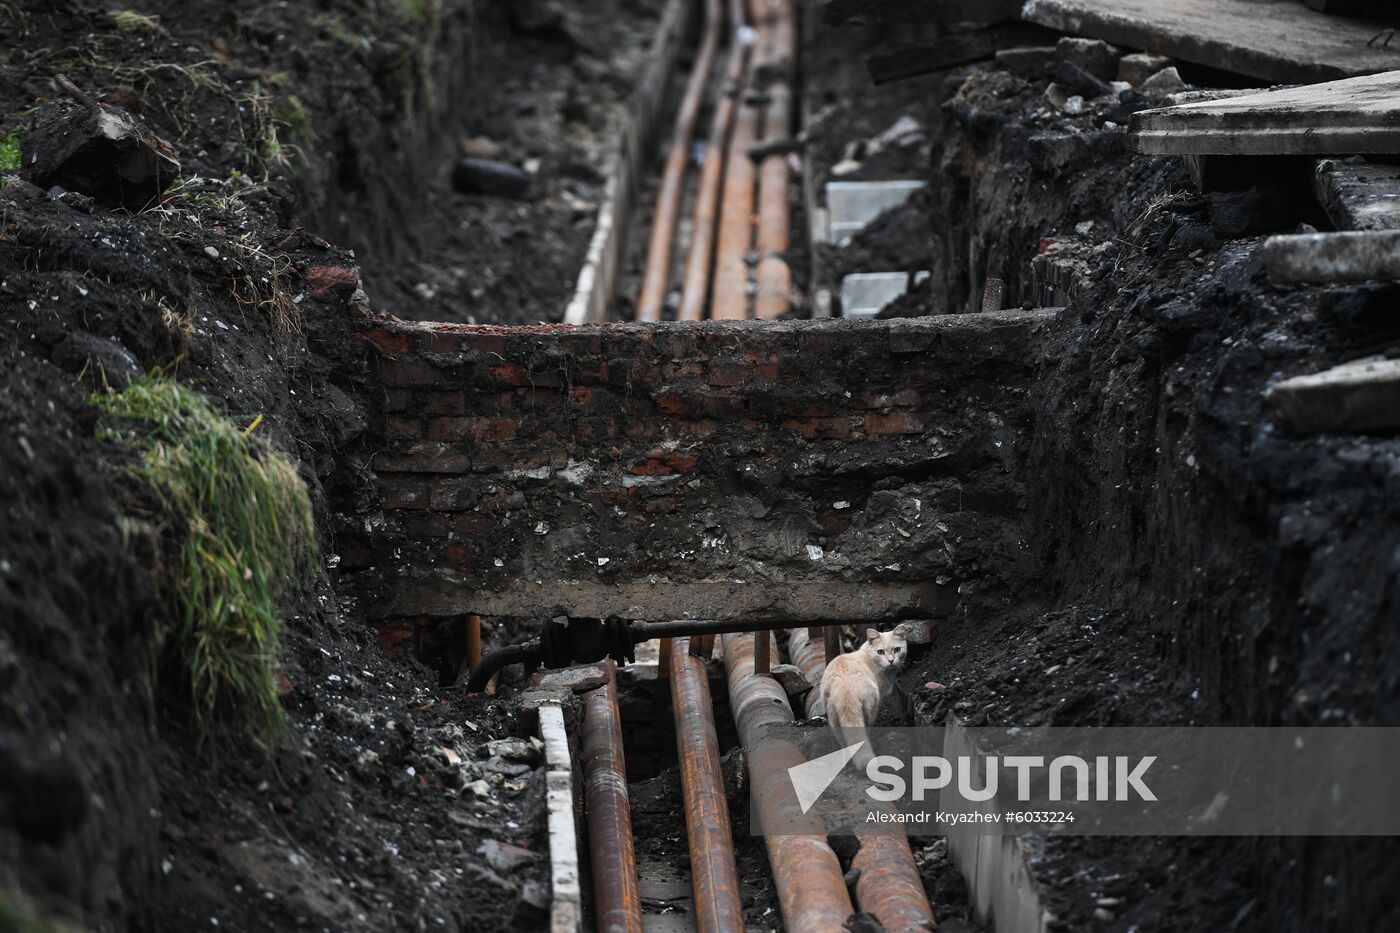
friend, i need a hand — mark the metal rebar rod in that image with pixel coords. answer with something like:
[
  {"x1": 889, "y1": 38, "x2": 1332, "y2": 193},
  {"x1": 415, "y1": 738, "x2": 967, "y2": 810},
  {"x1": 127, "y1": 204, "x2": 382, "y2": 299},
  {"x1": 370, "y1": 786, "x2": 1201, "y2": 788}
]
[
  {"x1": 670, "y1": 636, "x2": 746, "y2": 932},
  {"x1": 638, "y1": 0, "x2": 724, "y2": 322},
  {"x1": 722, "y1": 631, "x2": 854, "y2": 932},
  {"x1": 581, "y1": 664, "x2": 643, "y2": 933}
]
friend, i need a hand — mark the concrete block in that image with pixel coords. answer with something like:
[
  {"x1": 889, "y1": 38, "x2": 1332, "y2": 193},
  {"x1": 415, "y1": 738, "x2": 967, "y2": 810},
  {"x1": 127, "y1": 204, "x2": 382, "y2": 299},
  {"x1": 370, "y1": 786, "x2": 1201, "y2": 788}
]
[
  {"x1": 1262, "y1": 230, "x2": 1400, "y2": 285},
  {"x1": 826, "y1": 180, "x2": 925, "y2": 240},
  {"x1": 1265, "y1": 357, "x2": 1400, "y2": 434},
  {"x1": 841, "y1": 272, "x2": 911, "y2": 319}
]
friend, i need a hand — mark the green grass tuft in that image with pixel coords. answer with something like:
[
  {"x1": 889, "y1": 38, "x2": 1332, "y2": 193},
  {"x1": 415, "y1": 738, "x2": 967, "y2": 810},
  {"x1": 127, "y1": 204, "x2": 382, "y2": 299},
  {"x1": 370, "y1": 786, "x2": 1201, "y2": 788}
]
[
  {"x1": 0, "y1": 133, "x2": 20, "y2": 173},
  {"x1": 94, "y1": 378, "x2": 316, "y2": 745},
  {"x1": 111, "y1": 10, "x2": 166, "y2": 35}
]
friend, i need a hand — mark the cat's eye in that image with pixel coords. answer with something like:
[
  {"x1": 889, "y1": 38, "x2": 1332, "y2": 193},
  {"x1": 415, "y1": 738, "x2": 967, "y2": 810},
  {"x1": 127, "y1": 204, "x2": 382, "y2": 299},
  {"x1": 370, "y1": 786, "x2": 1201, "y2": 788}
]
[{"x1": 877, "y1": 650, "x2": 885, "y2": 655}]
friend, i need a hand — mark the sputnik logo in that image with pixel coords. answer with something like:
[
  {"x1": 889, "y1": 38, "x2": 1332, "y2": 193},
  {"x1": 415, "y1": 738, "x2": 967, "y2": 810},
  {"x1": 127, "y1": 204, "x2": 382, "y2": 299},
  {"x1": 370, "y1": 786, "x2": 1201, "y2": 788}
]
[{"x1": 788, "y1": 742, "x2": 865, "y2": 814}]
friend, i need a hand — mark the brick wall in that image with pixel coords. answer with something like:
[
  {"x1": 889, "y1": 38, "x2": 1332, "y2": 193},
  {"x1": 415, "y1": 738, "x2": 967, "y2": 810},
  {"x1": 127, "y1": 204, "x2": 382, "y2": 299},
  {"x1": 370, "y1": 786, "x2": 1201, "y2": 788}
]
[{"x1": 340, "y1": 313, "x2": 1052, "y2": 640}]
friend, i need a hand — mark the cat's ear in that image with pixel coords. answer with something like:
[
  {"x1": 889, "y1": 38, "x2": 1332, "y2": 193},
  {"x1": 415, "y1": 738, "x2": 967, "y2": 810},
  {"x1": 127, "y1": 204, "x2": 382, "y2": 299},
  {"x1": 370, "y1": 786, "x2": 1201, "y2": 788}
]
[
  {"x1": 865, "y1": 628, "x2": 880, "y2": 642},
  {"x1": 892, "y1": 622, "x2": 911, "y2": 638}
]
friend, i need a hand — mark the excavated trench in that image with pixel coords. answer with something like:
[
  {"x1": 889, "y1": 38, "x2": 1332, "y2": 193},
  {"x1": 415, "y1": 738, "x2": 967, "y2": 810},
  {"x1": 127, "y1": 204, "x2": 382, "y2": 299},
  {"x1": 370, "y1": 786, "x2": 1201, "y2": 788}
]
[
  {"x1": 349, "y1": 7, "x2": 1400, "y2": 933},
  {"x1": 4, "y1": 0, "x2": 1394, "y2": 931}
]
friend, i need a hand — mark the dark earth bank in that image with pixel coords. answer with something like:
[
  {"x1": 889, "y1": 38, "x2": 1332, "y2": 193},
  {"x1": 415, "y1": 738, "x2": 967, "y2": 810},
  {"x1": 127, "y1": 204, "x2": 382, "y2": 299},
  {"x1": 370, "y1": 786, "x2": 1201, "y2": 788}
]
[
  {"x1": 0, "y1": 0, "x2": 669, "y2": 929},
  {"x1": 885, "y1": 47, "x2": 1400, "y2": 933}
]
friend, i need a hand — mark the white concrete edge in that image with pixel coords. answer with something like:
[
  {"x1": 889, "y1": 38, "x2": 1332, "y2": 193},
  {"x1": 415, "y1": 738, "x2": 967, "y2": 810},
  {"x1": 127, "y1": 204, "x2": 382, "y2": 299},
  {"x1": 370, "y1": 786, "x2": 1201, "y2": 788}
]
[
  {"x1": 942, "y1": 719, "x2": 1054, "y2": 933},
  {"x1": 539, "y1": 703, "x2": 583, "y2": 933},
  {"x1": 564, "y1": 0, "x2": 700, "y2": 325}
]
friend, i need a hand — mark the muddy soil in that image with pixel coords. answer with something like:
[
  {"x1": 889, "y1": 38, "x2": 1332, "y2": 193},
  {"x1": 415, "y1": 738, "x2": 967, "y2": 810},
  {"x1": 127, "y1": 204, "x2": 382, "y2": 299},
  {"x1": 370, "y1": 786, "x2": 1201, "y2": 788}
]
[
  {"x1": 800, "y1": 21, "x2": 943, "y2": 317},
  {"x1": 0, "y1": 0, "x2": 666, "y2": 929},
  {"x1": 370, "y1": 0, "x2": 668, "y2": 325},
  {"x1": 889, "y1": 57, "x2": 1400, "y2": 933}
]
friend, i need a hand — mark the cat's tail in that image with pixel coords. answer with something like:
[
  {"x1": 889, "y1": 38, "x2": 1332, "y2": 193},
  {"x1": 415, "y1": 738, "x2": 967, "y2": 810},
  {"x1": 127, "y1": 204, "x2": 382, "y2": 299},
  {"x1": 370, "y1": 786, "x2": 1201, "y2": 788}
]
[{"x1": 829, "y1": 699, "x2": 873, "y2": 771}]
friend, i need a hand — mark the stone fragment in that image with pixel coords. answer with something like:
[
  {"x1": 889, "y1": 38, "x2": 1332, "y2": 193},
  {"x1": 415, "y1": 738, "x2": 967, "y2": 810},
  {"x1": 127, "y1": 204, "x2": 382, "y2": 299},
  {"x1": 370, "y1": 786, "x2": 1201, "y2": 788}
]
[
  {"x1": 993, "y1": 46, "x2": 1058, "y2": 80},
  {"x1": 1056, "y1": 37, "x2": 1120, "y2": 81},
  {"x1": 770, "y1": 663, "x2": 814, "y2": 698},
  {"x1": 1047, "y1": 59, "x2": 1112, "y2": 99},
  {"x1": 23, "y1": 103, "x2": 178, "y2": 210},
  {"x1": 1137, "y1": 66, "x2": 1187, "y2": 99},
  {"x1": 1118, "y1": 52, "x2": 1173, "y2": 86},
  {"x1": 451, "y1": 157, "x2": 531, "y2": 198}
]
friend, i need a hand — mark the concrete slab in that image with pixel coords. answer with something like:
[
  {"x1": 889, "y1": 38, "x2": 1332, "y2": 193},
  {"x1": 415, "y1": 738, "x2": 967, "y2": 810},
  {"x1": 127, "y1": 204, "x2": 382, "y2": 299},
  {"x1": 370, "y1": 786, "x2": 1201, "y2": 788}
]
[
  {"x1": 867, "y1": 24, "x2": 1061, "y2": 84},
  {"x1": 1314, "y1": 159, "x2": 1400, "y2": 232},
  {"x1": 942, "y1": 721, "x2": 1052, "y2": 933},
  {"x1": 822, "y1": 0, "x2": 1022, "y2": 25},
  {"x1": 383, "y1": 578, "x2": 956, "y2": 624},
  {"x1": 1262, "y1": 230, "x2": 1400, "y2": 285},
  {"x1": 1129, "y1": 71, "x2": 1400, "y2": 157},
  {"x1": 841, "y1": 272, "x2": 910, "y2": 319},
  {"x1": 826, "y1": 180, "x2": 925, "y2": 240},
  {"x1": 1264, "y1": 357, "x2": 1400, "y2": 434},
  {"x1": 1020, "y1": 0, "x2": 1399, "y2": 85}
]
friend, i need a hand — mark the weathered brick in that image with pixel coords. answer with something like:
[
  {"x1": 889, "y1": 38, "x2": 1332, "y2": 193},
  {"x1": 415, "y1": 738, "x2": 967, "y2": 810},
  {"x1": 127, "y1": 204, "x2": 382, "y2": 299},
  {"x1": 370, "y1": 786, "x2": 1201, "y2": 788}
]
[
  {"x1": 459, "y1": 332, "x2": 509, "y2": 356},
  {"x1": 783, "y1": 417, "x2": 852, "y2": 440},
  {"x1": 429, "y1": 477, "x2": 482, "y2": 511},
  {"x1": 864, "y1": 411, "x2": 929, "y2": 436},
  {"x1": 426, "y1": 393, "x2": 466, "y2": 415},
  {"x1": 654, "y1": 390, "x2": 745, "y2": 420},
  {"x1": 430, "y1": 417, "x2": 518, "y2": 442},
  {"x1": 361, "y1": 328, "x2": 412, "y2": 355},
  {"x1": 857, "y1": 388, "x2": 922, "y2": 410},
  {"x1": 452, "y1": 514, "x2": 497, "y2": 536},
  {"x1": 782, "y1": 398, "x2": 838, "y2": 418},
  {"x1": 385, "y1": 416, "x2": 422, "y2": 440},
  {"x1": 644, "y1": 498, "x2": 678, "y2": 514},
  {"x1": 384, "y1": 388, "x2": 414, "y2": 412},
  {"x1": 374, "y1": 441, "x2": 471, "y2": 473},
  {"x1": 380, "y1": 477, "x2": 429, "y2": 510},
  {"x1": 707, "y1": 362, "x2": 750, "y2": 387},
  {"x1": 381, "y1": 358, "x2": 446, "y2": 387}
]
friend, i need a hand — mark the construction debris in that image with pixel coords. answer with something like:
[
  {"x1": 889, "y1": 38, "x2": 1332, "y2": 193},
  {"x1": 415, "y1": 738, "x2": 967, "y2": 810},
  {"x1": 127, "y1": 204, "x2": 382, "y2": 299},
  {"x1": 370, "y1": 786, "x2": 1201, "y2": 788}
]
[
  {"x1": 1019, "y1": 0, "x2": 1399, "y2": 84},
  {"x1": 1130, "y1": 71, "x2": 1400, "y2": 157},
  {"x1": 1265, "y1": 358, "x2": 1400, "y2": 434},
  {"x1": 1262, "y1": 230, "x2": 1400, "y2": 285},
  {"x1": 22, "y1": 101, "x2": 178, "y2": 210},
  {"x1": 1313, "y1": 158, "x2": 1400, "y2": 231}
]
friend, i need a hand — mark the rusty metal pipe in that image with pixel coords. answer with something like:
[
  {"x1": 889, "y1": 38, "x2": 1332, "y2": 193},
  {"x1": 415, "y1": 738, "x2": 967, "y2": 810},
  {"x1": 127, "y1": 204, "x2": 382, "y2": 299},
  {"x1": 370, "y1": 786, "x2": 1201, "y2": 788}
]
[
  {"x1": 678, "y1": 0, "x2": 752, "y2": 321},
  {"x1": 581, "y1": 665, "x2": 643, "y2": 933},
  {"x1": 754, "y1": 0, "x2": 795, "y2": 319},
  {"x1": 852, "y1": 831, "x2": 936, "y2": 933},
  {"x1": 722, "y1": 631, "x2": 854, "y2": 932},
  {"x1": 670, "y1": 636, "x2": 746, "y2": 932},
  {"x1": 786, "y1": 627, "x2": 827, "y2": 717},
  {"x1": 710, "y1": 6, "x2": 766, "y2": 320},
  {"x1": 637, "y1": 0, "x2": 723, "y2": 322}
]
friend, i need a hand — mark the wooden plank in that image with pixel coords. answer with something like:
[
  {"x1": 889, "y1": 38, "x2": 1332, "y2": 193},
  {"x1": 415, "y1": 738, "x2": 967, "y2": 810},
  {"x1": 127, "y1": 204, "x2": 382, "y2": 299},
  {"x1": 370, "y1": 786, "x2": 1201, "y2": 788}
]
[
  {"x1": 821, "y1": 0, "x2": 1021, "y2": 26},
  {"x1": 1129, "y1": 71, "x2": 1400, "y2": 157},
  {"x1": 375, "y1": 577, "x2": 954, "y2": 623},
  {"x1": 867, "y1": 24, "x2": 1061, "y2": 84},
  {"x1": 1314, "y1": 158, "x2": 1400, "y2": 231},
  {"x1": 1020, "y1": 0, "x2": 1398, "y2": 85}
]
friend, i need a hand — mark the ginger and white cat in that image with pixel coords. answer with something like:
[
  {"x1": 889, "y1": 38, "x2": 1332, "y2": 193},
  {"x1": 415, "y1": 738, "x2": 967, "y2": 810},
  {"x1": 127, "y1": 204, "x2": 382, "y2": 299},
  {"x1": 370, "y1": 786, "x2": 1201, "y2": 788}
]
[{"x1": 820, "y1": 624, "x2": 910, "y2": 767}]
